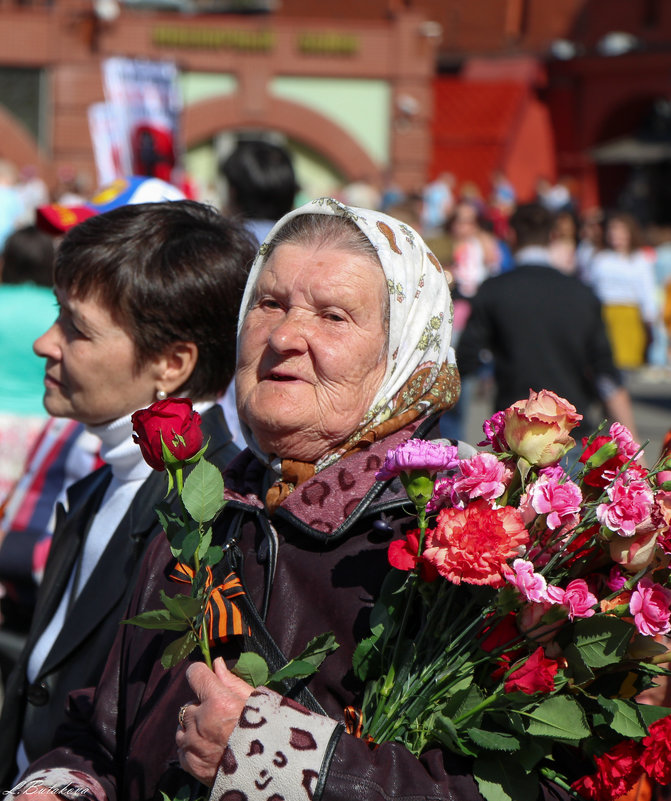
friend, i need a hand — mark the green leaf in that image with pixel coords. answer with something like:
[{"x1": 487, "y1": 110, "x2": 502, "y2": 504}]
[
  {"x1": 160, "y1": 590, "x2": 203, "y2": 621},
  {"x1": 161, "y1": 630, "x2": 197, "y2": 669},
  {"x1": 204, "y1": 545, "x2": 224, "y2": 568},
  {"x1": 154, "y1": 501, "x2": 183, "y2": 539},
  {"x1": 291, "y1": 631, "x2": 339, "y2": 669},
  {"x1": 123, "y1": 608, "x2": 190, "y2": 631},
  {"x1": 524, "y1": 696, "x2": 589, "y2": 742},
  {"x1": 637, "y1": 704, "x2": 671, "y2": 728},
  {"x1": 574, "y1": 616, "x2": 635, "y2": 668},
  {"x1": 233, "y1": 652, "x2": 270, "y2": 687},
  {"x1": 182, "y1": 459, "x2": 225, "y2": 523},
  {"x1": 268, "y1": 659, "x2": 319, "y2": 684},
  {"x1": 353, "y1": 623, "x2": 384, "y2": 682},
  {"x1": 468, "y1": 728, "x2": 521, "y2": 752},
  {"x1": 474, "y1": 754, "x2": 539, "y2": 801},
  {"x1": 169, "y1": 523, "x2": 201, "y2": 562},
  {"x1": 515, "y1": 738, "x2": 550, "y2": 771},
  {"x1": 433, "y1": 714, "x2": 477, "y2": 756},
  {"x1": 267, "y1": 633, "x2": 339, "y2": 687},
  {"x1": 180, "y1": 527, "x2": 202, "y2": 564},
  {"x1": 196, "y1": 526, "x2": 213, "y2": 561},
  {"x1": 562, "y1": 642, "x2": 594, "y2": 686},
  {"x1": 597, "y1": 696, "x2": 648, "y2": 739}
]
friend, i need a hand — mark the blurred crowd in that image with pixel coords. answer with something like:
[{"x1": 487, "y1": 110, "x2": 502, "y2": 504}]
[
  {"x1": 336, "y1": 167, "x2": 671, "y2": 380},
  {"x1": 1, "y1": 154, "x2": 670, "y2": 493}
]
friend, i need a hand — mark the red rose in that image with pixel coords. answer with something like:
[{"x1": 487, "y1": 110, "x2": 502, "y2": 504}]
[
  {"x1": 131, "y1": 398, "x2": 203, "y2": 471},
  {"x1": 571, "y1": 741, "x2": 644, "y2": 801},
  {"x1": 640, "y1": 714, "x2": 671, "y2": 784},
  {"x1": 504, "y1": 646, "x2": 559, "y2": 694}
]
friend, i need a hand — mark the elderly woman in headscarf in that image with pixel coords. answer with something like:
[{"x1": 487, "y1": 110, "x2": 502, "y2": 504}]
[{"x1": 13, "y1": 199, "x2": 557, "y2": 801}]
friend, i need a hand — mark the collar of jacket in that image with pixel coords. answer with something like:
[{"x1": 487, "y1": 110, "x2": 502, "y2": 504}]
[{"x1": 222, "y1": 414, "x2": 443, "y2": 543}]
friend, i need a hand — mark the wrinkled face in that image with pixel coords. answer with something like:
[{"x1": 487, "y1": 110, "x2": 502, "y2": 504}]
[
  {"x1": 33, "y1": 288, "x2": 163, "y2": 426},
  {"x1": 236, "y1": 242, "x2": 388, "y2": 462}
]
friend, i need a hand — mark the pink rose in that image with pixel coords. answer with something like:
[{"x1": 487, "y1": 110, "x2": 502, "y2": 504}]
[
  {"x1": 629, "y1": 578, "x2": 671, "y2": 636},
  {"x1": 503, "y1": 390, "x2": 583, "y2": 467},
  {"x1": 561, "y1": 579, "x2": 598, "y2": 621}
]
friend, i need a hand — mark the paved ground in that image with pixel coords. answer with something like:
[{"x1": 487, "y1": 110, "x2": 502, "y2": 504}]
[{"x1": 463, "y1": 367, "x2": 671, "y2": 465}]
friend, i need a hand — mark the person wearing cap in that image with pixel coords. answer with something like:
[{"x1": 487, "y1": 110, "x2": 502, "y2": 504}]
[{"x1": 0, "y1": 199, "x2": 257, "y2": 787}]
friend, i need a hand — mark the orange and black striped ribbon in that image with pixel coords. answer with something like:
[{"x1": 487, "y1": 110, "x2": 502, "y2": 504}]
[{"x1": 169, "y1": 561, "x2": 251, "y2": 645}]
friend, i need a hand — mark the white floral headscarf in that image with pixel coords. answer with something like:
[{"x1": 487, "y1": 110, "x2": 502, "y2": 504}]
[{"x1": 237, "y1": 197, "x2": 460, "y2": 475}]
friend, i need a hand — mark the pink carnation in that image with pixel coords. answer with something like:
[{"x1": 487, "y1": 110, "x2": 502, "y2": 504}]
[
  {"x1": 526, "y1": 472, "x2": 582, "y2": 531},
  {"x1": 596, "y1": 473, "x2": 654, "y2": 537},
  {"x1": 629, "y1": 578, "x2": 671, "y2": 636},
  {"x1": 562, "y1": 579, "x2": 598, "y2": 620},
  {"x1": 426, "y1": 475, "x2": 459, "y2": 513},
  {"x1": 424, "y1": 499, "x2": 529, "y2": 588},
  {"x1": 451, "y1": 452, "x2": 513, "y2": 503},
  {"x1": 505, "y1": 559, "x2": 548, "y2": 603},
  {"x1": 606, "y1": 566, "x2": 627, "y2": 592},
  {"x1": 376, "y1": 439, "x2": 458, "y2": 481},
  {"x1": 609, "y1": 422, "x2": 641, "y2": 461}
]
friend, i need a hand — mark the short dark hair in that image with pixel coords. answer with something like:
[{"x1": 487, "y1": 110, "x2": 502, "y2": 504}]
[
  {"x1": 219, "y1": 140, "x2": 298, "y2": 221},
  {"x1": 509, "y1": 202, "x2": 555, "y2": 249},
  {"x1": 2, "y1": 225, "x2": 54, "y2": 287},
  {"x1": 54, "y1": 200, "x2": 257, "y2": 399}
]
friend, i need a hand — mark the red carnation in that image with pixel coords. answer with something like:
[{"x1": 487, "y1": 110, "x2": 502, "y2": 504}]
[
  {"x1": 504, "y1": 646, "x2": 559, "y2": 695},
  {"x1": 640, "y1": 715, "x2": 671, "y2": 784},
  {"x1": 388, "y1": 530, "x2": 438, "y2": 582},
  {"x1": 424, "y1": 500, "x2": 528, "y2": 588},
  {"x1": 571, "y1": 741, "x2": 644, "y2": 801},
  {"x1": 580, "y1": 435, "x2": 628, "y2": 488},
  {"x1": 131, "y1": 398, "x2": 203, "y2": 471}
]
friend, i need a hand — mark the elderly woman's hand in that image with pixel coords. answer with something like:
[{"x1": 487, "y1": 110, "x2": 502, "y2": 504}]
[{"x1": 176, "y1": 657, "x2": 254, "y2": 786}]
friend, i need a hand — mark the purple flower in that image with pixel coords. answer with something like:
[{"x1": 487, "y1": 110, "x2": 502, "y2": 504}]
[
  {"x1": 426, "y1": 475, "x2": 459, "y2": 513},
  {"x1": 479, "y1": 410, "x2": 509, "y2": 452},
  {"x1": 376, "y1": 439, "x2": 458, "y2": 481},
  {"x1": 606, "y1": 566, "x2": 627, "y2": 592}
]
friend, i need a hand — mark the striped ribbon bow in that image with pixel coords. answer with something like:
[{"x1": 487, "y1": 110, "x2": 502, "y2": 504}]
[{"x1": 169, "y1": 561, "x2": 250, "y2": 645}]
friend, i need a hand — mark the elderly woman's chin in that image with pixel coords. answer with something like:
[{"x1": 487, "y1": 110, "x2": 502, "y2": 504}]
[{"x1": 239, "y1": 389, "x2": 364, "y2": 462}]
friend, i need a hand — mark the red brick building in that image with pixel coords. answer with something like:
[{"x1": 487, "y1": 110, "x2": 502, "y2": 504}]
[{"x1": 1, "y1": 0, "x2": 670, "y2": 217}]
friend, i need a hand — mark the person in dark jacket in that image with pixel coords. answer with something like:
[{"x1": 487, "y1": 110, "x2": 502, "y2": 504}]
[
  {"x1": 455, "y1": 202, "x2": 638, "y2": 441},
  {"x1": 0, "y1": 200, "x2": 256, "y2": 786},
  {"x1": 14, "y1": 199, "x2": 565, "y2": 801}
]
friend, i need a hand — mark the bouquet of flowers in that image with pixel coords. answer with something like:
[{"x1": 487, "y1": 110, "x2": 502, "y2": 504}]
[{"x1": 352, "y1": 389, "x2": 671, "y2": 801}]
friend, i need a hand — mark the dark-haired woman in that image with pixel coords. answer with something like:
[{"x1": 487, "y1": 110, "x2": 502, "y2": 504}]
[{"x1": 0, "y1": 200, "x2": 256, "y2": 786}]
